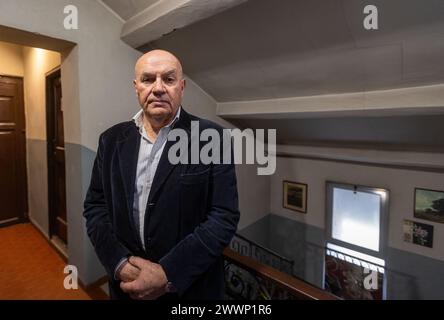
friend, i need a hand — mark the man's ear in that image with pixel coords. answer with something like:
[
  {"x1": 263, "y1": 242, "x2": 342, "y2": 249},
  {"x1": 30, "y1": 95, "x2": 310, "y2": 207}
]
[
  {"x1": 133, "y1": 79, "x2": 138, "y2": 95},
  {"x1": 181, "y1": 78, "x2": 186, "y2": 95}
]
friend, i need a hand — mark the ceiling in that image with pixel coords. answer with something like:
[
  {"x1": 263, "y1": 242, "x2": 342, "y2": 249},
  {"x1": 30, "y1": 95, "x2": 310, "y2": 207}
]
[
  {"x1": 229, "y1": 114, "x2": 444, "y2": 152},
  {"x1": 101, "y1": 0, "x2": 444, "y2": 152},
  {"x1": 102, "y1": 0, "x2": 158, "y2": 20},
  {"x1": 144, "y1": 0, "x2": 444, "y2": 102}
]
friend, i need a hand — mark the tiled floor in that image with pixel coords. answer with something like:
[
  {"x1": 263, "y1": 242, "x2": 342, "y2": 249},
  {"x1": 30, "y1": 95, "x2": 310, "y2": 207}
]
[{"x1": 0, "y1": 223, "x2": 91, "y2": 300}]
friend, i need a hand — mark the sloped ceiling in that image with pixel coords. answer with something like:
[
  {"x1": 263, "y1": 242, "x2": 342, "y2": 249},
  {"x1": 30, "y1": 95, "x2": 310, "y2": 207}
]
[
  {"x1": 146, "y1": 0, "x2": 444, "y2": 102},
  {"x1": 229, "y1": 114, "x2": 444, "y2": 152},
  {"x1": 102, "y1": 0, "x2": 444, "y2": 151},
  {"x1": 102, "y1": 0, "x2": 158, "y2": 20}
]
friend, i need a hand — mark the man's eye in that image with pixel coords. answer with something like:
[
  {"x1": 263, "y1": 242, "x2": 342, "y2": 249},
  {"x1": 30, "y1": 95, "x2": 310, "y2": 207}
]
[
  {"x1": 142, "y1": 77, "x2": 154, "y2": 83},
  {"x1": 165, "y1": 77, "x2": 175, "y2": 84}
]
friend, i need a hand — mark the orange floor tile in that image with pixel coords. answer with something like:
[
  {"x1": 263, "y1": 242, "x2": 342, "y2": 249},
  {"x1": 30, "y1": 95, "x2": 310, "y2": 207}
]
[{"x1": 0, "y1": 223, "x2": 91, "y2": 300}]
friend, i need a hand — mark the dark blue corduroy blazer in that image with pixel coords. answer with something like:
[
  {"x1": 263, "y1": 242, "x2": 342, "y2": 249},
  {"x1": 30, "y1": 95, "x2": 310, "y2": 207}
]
[{"x1": 83, "y1": 108, "x2": 240, "y2": 299}]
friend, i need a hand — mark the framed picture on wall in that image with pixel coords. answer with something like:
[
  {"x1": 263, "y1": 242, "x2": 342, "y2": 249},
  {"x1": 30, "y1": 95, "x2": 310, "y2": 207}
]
[
  {"x1": 283, "y1": 181, "x2": 307, "y2": 213},
  {"x1": 403, "y1": 219, "x2": 434, "y2": 248},
  {"x1": 414, "y1": 188, "x2": 444, "y2": 224}
]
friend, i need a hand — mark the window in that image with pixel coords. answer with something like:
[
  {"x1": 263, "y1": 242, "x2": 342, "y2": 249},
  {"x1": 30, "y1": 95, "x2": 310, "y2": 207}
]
[
  {"x1": 324, "y1": 182, "x2": 389, "y2": 299},
  {"x1": 326, "y1": 182, "x2": 388, "y2": 256},
  {"x1": 332, "y1": 187, "x2": 381, "y2": 251}
]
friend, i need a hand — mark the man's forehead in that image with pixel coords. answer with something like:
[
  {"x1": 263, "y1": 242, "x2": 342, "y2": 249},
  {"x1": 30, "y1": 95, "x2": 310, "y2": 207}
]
[
  {"x1": 138, "y1": 63, "x2": 177, "y2": 72},
  {"x1": 136, "y1": 53, "x2": 181, "y2": 73}
]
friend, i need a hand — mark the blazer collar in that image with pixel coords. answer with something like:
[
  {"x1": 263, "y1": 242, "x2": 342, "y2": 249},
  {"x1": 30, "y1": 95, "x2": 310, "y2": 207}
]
[
  {"x1": 148, "y1": 107, "x2": 192, "y2": 203},
  {"x1": 116, "y1": 122, "x2": 141, "y2": 241},
  {"x1": 115, "y1": 107, "x2": 193, "y2": 214}
]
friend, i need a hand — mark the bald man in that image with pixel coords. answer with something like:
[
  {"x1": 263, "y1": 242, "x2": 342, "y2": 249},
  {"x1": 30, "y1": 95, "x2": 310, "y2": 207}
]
[{"x1": 83, "y1": 50, "x2": 240, "y2": 300}]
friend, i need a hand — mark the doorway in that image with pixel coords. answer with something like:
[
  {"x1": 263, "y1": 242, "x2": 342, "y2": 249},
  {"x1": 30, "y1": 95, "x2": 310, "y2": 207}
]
[
  {"x1": 46, "y1": 68, "x2": 68, "y2": 252},
  {"x1": 0, "y1": 75, "x2": 28, "y2": 227}
]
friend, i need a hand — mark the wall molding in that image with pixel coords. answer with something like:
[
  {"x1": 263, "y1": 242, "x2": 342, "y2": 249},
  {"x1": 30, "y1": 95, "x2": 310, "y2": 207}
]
[
  {"x1": 275, "y1": 145, "x2": 444, "y2": 173},
  {"x1": 218, "y1": 83, "x2": 444, "y2": 119}
]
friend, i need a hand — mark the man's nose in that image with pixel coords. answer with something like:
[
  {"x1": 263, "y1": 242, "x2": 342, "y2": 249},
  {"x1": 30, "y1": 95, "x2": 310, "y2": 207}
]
[{"x1": 153, "y1": 78, "x2": 166, "y2": 95}]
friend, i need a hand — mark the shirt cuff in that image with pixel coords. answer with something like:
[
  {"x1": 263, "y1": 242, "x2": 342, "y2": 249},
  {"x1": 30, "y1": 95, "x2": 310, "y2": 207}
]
[
  {"x1": 114, "y1": 257, "x2": 129, "y2": 280},
  {"x1": 165, "y1": 281, "x2": 177, "y2": 293}
]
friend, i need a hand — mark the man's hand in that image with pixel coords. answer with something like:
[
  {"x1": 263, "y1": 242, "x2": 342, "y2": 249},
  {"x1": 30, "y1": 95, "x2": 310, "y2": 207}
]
[
  {"x1": 118, "y1": 258, "x2": 141, "y2": 283},
  {"x1": 120, "y1": 256, "x2": 169, "y2": 300}
]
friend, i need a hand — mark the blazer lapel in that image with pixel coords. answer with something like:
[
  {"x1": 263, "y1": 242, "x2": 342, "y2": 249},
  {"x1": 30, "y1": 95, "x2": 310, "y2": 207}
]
[
  {"x1": 116, "y1": 123, "x2": 141, "y2": 230},
  {"x1": 148, "y1": 108, "x2": 192, "y2": 203}
]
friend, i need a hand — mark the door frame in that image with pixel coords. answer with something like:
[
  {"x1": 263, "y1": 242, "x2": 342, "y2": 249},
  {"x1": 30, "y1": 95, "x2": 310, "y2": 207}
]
[
  {"x1": 0, "y1": 74, "x2": 28, "y2": 227},
  {"x1": 45, "y1": 67, "x2": 65, "y2": 241}
]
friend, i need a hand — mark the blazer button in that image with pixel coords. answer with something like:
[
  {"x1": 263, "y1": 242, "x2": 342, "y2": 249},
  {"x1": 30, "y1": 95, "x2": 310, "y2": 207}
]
[{"x1": 148, "y1": 202, "x2": 155, "y2": 207}]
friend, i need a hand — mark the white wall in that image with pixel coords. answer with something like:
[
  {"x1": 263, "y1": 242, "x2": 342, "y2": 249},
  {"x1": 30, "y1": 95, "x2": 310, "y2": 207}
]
[
  {"x1": 183, "y1": 77, "x2": 271, "y2": 229},
  {"x1": 270, "y1": 151, "x2": 444, "y2": 262},
  {"x1": 0, "y1": 41, "x2": 24, "y2": 76},
  {"x1": 0, "y1": 0, "x2": 268, "y2": 284},
  {"x1": 22, "y1": 46, "x2": 61, "y2": 236},
  {"x1": 0, "y1": 0, "x2": 141, "y2": 284},
  {"x1": 0, "y1": 0, "x2": 141, "y2": 147}
]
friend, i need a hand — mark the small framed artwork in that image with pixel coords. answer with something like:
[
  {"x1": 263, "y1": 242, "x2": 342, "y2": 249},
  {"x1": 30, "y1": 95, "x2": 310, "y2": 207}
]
[
  {"x1": 414, "y1": 188, "x2": 444, "y2": 224},
  {"x1": 403, "y1": 219, "x2": 434, "y2": 248},
  {"x1": 283, "y1": 181, "x2": 307, "y2": 213}
]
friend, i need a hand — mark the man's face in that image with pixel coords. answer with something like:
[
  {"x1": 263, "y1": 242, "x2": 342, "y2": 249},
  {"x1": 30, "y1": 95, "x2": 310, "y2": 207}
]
[{"x1": 133, "y1": 51, "x2": 185, "y2": 120}]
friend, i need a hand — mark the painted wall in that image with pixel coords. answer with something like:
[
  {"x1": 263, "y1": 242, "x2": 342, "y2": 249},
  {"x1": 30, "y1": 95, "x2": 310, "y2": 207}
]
[
  {"x1": 0, "y1": 0, "x2": 141, "y2": 284},
  {"x1": 0, "y1": 41, "x2": 24, "y2": 76},
  {"x1": 239, "y1": 150, "x2": 444, "y2": 299},
  {"x1": 22, "y1": 47, "x2": 61, "y2": 236},
  {"x1": 270, "y1": 155, "x2": 444, "y2": 262},
  {"x1": 183, "y1": 77, "x2": 271, "y2": 230},
  {"x1": 241, "y1": 212, "x2": 444, "y2": 299},
  {"x1": 0, "y1": 0, "x2": 268, "y2": 284},
  {"x1": 0, "y1": 42, "x2": 60, "y2": 237}
]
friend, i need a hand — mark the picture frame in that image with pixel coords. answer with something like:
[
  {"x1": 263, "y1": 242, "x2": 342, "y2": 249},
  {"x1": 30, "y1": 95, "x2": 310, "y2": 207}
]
[
  {"x1": 403, "y1": 219, "x2": 434, "y2": 248},
  {"x1": 414, "y1": 188, "x2": 444, "y2": 224},
  {"x1": 283, "y1": 180, "x2": 307, "y2": 213}
]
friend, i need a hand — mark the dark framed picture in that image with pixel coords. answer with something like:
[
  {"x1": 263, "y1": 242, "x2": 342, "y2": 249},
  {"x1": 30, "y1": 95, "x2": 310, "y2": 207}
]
[
  {"x1": 403, "y1": 219, "x2": 434, "y2": 248},
  {"x1": 283, "y1": 181, "x2": 307, "y2": 213},
  {"x1": 414, "y1": 188, "x2": 444, "y2": 224}
]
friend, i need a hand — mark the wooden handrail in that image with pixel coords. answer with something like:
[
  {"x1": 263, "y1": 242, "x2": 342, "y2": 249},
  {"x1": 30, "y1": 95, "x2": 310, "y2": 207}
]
[{"x1": 223, "y1": 248, "x2": 339, "y2": 300}]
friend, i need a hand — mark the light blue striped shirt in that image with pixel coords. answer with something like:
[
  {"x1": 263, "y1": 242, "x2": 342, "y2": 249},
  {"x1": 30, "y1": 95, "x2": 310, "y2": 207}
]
[
  {"x1": 132, "y1": 107, "x2": 181, "y2": 249},
  {"x1": 114, "y1": 107, "x2": 181, "y2": 280}
]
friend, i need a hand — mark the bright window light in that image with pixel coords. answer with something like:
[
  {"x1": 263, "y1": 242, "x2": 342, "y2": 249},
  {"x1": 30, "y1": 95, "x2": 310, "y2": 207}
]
[{"x1": 332, "y1": 188, "x2": 381, "y2": 251}]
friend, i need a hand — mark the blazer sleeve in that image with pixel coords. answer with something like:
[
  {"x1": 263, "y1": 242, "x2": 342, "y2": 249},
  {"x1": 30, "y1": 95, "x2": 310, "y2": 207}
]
[
  {"x1": 159, "y1": 143, "x2": 240, "y2": 296},
  {"x1": 83, "y1": 133, "x2": 132, "y2": 277}
]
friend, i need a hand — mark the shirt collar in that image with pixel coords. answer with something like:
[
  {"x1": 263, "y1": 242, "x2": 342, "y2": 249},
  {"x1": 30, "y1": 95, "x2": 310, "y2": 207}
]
[{"x1": 132, "y1": 106, "x2": 181, "y2": 131}]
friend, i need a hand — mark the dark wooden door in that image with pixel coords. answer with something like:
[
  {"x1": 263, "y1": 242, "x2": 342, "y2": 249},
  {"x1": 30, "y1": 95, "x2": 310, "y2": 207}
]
[
  {"x1": 46, "y1": 69, "x2": 67, "y2": 244},
  {"x1": 0, "y1": 76, "x2": 27, "y2": 227}
]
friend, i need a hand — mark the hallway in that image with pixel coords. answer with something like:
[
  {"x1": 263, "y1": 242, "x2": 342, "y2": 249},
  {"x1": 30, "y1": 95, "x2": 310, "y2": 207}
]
[{"x1": 0, "y1": 223, "x2": 91, "y2": 299}]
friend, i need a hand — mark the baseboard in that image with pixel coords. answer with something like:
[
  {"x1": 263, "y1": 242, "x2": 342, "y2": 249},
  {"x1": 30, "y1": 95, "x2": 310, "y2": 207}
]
[
  {"x1": 29, "y1": 220, "x2": 68, "y2": 263},
  {"x1": 28, "y1": 216, "x2": 49, "y2": 239},
  {"x1": 78, "y1": 275, "x2": 109, "y2": 300}
]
